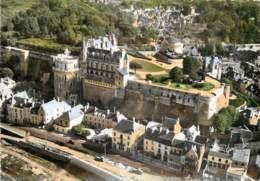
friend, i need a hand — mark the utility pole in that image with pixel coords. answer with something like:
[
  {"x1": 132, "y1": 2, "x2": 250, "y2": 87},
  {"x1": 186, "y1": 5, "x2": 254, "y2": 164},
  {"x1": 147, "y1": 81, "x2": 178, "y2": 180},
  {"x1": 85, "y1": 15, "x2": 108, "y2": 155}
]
[{"x1": 104, "y1": 142, "x2": 107, "y2": 156}]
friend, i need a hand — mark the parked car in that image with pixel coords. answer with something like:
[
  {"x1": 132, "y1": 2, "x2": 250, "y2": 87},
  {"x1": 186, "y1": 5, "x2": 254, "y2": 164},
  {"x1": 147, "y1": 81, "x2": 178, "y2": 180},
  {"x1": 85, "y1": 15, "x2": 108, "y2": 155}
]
[
  {"x1": 67, "y1": 140, "x2": 74, "y2": 144},
  {"x1": 94, "y1": 156, "x2": 103, "y2": 162}
]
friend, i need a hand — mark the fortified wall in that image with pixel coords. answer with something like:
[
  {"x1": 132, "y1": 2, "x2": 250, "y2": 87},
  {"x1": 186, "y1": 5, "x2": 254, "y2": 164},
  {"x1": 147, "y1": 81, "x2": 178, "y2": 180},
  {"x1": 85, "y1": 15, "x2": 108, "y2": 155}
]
[
  {"x1": 1, "y1": 46, "x2": 29, "y2": 77},
  {"x1": 115, "y1": 78, "x2": 230, "y2": 127}
]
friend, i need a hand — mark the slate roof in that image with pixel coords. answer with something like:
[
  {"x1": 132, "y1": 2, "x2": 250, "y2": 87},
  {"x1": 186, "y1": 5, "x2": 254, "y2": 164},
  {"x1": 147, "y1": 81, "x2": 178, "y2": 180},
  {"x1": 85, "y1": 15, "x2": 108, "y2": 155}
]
[
  {"x1": 195, "y1": 135, "x2": 207, "y2": 144},
  {"x1": 114, "y1": 119, "x2": 143, "y2": 133},
  {"x1": 209, "y1": 150, "x2": 232, "y2": 159},
  {"x1": 58, "y1": 104, "x2": 84, "y2": 122},
  {"x1": 232, "y1": 149, "x2": 250, "y2": 164},
  {"x1": 41, "y1": 99, "x2": 71, "y2": 114},
  {"x1": 117, "y1": 67, "x2": 128, "y2": 76},
  {"x1": 0, "y1": 83, "x2": 12, "y2": 98},
  {"x1": 162, "y1": 117, "x2": 179, "y2": 129}
]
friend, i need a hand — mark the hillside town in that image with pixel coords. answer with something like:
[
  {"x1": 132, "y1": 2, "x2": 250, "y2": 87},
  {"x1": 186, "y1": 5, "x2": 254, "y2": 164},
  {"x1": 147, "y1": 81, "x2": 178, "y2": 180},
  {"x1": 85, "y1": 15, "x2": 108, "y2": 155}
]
[{"x1": 0, "y1": 0, "x2": 260, "y2": 181}]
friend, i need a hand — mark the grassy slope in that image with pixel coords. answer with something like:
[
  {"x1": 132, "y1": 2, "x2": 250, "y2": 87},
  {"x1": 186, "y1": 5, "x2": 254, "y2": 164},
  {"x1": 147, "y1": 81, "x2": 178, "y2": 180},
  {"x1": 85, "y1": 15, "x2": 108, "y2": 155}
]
[{"x1": 18, "y1": 38, "x2": 80, "y2": 53}]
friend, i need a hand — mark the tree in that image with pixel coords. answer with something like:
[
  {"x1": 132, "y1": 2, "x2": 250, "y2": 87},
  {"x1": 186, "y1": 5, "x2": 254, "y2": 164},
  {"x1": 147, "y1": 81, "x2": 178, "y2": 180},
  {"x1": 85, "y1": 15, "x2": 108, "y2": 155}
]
[
  {"x1": 213, "y1": 106, "x2": 237, "y2": 134},
  {"x1": 0, "y1": 67, "x2": 14, "y2": 78},
  {"x1": 183, "y1": 57, "x2": 201, "y2": 80},
  {"x1": 5, "y1": 55, "x2": 20, "y2": 71},
  {"x1": 199, "y1": 44, "x2": 214, "y2": 56},
  {"x1": 146, "y1": 74, "x2": 153, "y2": 80},
  {"x1": 21, "y1": 17, "x2": 40, "y2": 36},
  {"x1": 57, "y1": 27, "x2": 77, "y2": 45},
  {"x1": 170, "y1": 67, "x2": 183, "y2": 82},
  {"x1": 182, "y1": 6, "x2": 192, "y2": 16},
  {"x1": 140, "y1": 26, "x2": 159, "y2": 43},
  {"x1": 71, "y1": 123, "x2": 90, "y2": 138},
  {"x1": 130, "y1": 62, "x2": 142, "y2": 74}
]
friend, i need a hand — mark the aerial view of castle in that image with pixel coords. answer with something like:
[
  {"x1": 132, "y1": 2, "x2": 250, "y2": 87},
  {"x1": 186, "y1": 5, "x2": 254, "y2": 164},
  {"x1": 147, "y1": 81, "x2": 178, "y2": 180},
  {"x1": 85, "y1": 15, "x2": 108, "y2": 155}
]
[{"x1": 0, "y1": 0, "x2": 260, "y2": 181}]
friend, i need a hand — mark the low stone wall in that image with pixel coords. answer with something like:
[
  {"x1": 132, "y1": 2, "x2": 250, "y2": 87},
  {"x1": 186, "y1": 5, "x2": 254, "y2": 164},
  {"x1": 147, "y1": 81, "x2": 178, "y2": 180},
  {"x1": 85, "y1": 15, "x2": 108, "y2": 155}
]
[{"x1": 70, "y1": 156, "x2": 124, "y2": 181}]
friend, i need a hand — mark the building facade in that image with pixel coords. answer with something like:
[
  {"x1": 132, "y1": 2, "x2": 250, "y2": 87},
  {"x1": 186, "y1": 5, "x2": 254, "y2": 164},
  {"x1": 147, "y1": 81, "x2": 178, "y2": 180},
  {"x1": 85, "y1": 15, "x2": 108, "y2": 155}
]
[
  {"x1": 84, "y1": 104, "x2": 126, "y2": 129},
  {"x1": 38, "y1": 98, "x2": 71, "y2": 125},
  {"x1": 112, "y1": 119, "x2": 145, "y2": 153},
  {"x1": 81, "y1": 34, "x2": 129, "y2": 104},
  {"x1": 54, "y1": 104, "x2": 84, "y2": 134}
]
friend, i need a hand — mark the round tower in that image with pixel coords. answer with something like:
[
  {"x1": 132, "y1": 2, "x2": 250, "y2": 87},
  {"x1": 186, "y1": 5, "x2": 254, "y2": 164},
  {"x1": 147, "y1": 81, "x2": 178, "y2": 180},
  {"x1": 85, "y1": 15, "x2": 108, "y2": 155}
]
[{"x1": 53, "y1": 49, "x2": 80, "y2": 105}]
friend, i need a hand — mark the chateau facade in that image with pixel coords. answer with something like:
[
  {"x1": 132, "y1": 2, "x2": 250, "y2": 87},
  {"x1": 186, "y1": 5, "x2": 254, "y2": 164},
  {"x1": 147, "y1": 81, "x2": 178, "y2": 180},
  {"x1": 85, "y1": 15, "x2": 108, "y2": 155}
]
[{"x1": 80, "y1": 34, "x2": 129, "y2": 103}]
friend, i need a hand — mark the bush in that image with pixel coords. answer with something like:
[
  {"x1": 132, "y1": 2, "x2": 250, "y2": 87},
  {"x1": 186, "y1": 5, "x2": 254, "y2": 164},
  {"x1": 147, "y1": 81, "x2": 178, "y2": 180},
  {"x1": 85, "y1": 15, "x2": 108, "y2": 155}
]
[
  {"x1": 71, "y1": 123, "x2": 90, "y2": 138},
  {"x1": 230, "y1": 98, "x2": 245, "y2": 108},
  {"x1": 146, "y1": 74, "x2": 153, "y2": 80},
  {"x1": 170, "y1": 67, "x2": 183, "y2": 82},
  {"x1": 193, "y1": 82, "x2": 214, "y2": 90},
  {"x1": 0, "y1": 67, "x2": 14, "y2": 78}
]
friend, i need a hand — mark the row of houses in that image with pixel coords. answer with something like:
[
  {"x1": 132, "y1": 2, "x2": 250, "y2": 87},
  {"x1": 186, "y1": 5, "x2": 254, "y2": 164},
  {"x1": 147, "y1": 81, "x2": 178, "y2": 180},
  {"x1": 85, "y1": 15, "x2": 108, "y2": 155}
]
[
  {"x1": 111, "y1": 117, "x2": 260, "y2": 179},
  {"x1": 3, "y1": 89, "x2": 127, "y2": 134}
]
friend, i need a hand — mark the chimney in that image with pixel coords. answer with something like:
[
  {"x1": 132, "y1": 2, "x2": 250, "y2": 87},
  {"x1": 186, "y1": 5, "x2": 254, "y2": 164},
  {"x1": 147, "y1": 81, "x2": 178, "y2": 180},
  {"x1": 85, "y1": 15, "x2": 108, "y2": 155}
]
[
  {"x1": 107, "y1": 109, "x2": 110, "y2": 115},
  {"x1": 94, "y1": 106, "x2": 97, "y2": 112},
  {"x1": 133, "y1": 117, "x2": 135, "y2": 123}
]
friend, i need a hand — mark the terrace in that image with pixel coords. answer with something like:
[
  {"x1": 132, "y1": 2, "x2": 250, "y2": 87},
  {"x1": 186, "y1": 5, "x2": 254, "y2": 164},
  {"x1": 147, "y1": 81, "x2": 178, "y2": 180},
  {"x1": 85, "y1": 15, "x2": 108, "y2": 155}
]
[{"x1": 128, "y1": 55, "x2": 219, "y2": 97}]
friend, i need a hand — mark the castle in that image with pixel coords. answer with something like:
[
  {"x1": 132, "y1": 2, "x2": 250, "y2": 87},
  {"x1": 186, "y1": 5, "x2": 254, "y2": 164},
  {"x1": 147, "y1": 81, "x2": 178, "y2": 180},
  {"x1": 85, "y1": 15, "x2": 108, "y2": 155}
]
[{"x1": 53, "y1": 34, "x2": 230, "y2": 128}]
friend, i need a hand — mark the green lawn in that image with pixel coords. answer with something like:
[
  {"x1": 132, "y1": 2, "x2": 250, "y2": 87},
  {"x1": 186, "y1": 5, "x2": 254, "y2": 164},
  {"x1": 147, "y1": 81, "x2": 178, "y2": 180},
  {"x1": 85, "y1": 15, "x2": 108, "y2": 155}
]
[
  {"x1": 230, "y1": 98, "x2": 246, "y2": 108},
  {"x1": 149, "y1": 73, "x2": 215, "y2": 91},
  {"x1": 131, "y1": 59, "x2": 165, "y2": 72},
  {"x1": 192, "y1": 82, "x2": 215, "y2": 91},
  {"x1": 170, "y1": 82, "x2": 192, "y2": 90},
  {"x1": 18, "y1": 38, "x2": 80, "y2": 53}
]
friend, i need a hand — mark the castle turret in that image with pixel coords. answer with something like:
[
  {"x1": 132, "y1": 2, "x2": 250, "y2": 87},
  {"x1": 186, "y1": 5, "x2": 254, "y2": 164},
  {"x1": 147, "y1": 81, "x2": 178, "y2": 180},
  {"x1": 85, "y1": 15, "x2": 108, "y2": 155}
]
[{"x1": 53, "y1": 49, "x2": 80, "y2": 105}]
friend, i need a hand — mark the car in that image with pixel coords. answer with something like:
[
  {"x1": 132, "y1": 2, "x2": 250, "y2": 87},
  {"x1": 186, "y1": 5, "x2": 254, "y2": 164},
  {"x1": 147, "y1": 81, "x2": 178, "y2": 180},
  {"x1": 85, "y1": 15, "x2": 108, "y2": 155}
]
[
  {"x1": 94, "y1": 156, "x2": 103, "y2": 162},
  {"x1": 67, "y1": 140, "x2": 74, "y2": 144}
]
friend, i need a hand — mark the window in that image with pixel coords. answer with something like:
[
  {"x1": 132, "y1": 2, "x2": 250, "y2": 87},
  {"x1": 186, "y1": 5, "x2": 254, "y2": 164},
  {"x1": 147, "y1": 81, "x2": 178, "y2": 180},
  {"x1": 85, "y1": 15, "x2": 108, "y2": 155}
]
[
  {"x1": 212, "y1": 157, "x2": 215, "y2": 161},
  {"x1": 225, "y1": 160, "x2": 228, "y2": 163},
  {"x1": 114, "y1": 132, "x2": 116, "y2": 136},
  {"x1": 219, "y1": 158, "x2": 221, "y2": 162}
]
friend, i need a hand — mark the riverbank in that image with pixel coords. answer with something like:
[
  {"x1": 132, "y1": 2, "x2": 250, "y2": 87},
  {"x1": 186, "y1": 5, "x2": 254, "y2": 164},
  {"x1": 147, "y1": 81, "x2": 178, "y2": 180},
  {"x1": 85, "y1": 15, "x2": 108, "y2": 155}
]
[{"x1": 0, "y1": 141, "x2": 103, "y2": 181}]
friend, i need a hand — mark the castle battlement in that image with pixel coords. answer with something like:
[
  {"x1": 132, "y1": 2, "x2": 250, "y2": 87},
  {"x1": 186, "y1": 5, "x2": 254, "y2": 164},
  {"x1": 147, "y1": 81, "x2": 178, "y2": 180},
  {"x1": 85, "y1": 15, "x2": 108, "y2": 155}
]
[{"x1": 53, "y1": 49, "x2": 79, "y2": 72}]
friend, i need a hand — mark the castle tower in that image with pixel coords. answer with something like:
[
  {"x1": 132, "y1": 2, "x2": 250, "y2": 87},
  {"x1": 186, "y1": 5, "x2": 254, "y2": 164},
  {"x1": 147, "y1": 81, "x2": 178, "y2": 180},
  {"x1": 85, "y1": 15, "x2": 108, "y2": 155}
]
[{"x1": 53, "y1": 49, "x2": 80, "y2": 106}]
